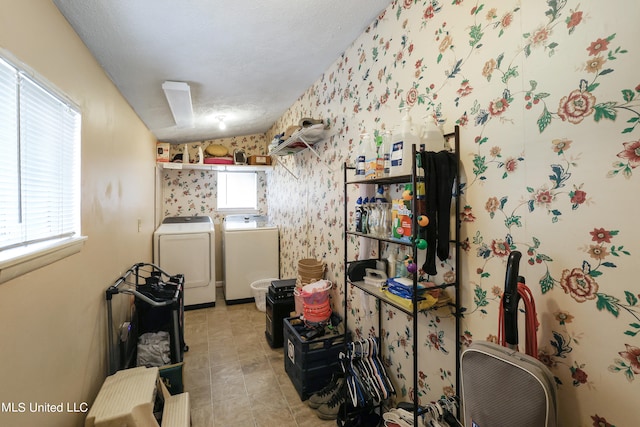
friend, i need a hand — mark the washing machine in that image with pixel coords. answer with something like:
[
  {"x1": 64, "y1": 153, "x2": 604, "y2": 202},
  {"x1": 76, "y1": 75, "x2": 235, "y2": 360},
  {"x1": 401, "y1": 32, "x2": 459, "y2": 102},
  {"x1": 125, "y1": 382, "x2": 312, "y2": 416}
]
[
  {"x1": 153, "y1": 216, "x2": 216, "y2": 309},
  {"x1": 222, "y1": 214, "x2": 279, "y2": 304}
]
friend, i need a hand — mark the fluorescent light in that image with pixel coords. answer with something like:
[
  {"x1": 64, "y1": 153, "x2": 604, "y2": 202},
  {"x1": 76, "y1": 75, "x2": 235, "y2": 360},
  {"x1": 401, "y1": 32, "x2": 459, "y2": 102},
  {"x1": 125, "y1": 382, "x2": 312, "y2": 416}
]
[{"x1": 162, "y1": 81, "x2": 194, "y2": 128}]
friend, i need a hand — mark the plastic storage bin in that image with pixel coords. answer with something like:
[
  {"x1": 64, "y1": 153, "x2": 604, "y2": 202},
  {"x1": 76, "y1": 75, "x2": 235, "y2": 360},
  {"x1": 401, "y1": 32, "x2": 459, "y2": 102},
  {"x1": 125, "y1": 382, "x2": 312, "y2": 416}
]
[
  {"x1": 283, "y1": 317, "x2": 347, "y2": 400},
  {"x1": 250, "y1": 278, "x2": 278, "y2": 312}
]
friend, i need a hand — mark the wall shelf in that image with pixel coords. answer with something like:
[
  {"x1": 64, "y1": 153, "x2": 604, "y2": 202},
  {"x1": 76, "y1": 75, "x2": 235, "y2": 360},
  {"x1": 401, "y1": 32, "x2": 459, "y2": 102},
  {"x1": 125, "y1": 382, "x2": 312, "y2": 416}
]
[
  {"x1": 156, "y1": 162, "x2": 273, "y2": 172},
  {"x1": 268, "y1": 126, "x2": 327, "y2": 157}
]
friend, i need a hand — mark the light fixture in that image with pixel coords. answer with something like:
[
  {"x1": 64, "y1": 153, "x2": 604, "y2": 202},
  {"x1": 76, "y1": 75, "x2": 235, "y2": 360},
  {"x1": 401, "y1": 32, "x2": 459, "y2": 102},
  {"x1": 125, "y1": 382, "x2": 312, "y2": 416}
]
[
  {"x1": 217, "y1": 115, "x2": 227, "y2": 130},
  {"x1": 162, "y1": 81, "x2": 194, "y2": 128}
]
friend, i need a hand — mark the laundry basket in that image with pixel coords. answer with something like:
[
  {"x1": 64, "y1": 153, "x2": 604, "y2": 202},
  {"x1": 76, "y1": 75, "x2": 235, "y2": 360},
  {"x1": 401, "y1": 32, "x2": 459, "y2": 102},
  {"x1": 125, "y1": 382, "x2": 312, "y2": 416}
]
[{"x1": 250, "y1": 279, "x2": 277, "y2": 312}]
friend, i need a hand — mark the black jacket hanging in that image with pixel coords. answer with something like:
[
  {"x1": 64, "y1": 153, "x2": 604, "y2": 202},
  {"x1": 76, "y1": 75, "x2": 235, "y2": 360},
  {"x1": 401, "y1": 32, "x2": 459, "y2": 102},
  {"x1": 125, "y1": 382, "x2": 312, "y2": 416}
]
[{"x1": 420, "y1": 150, "x2": 457, "y2": 275}]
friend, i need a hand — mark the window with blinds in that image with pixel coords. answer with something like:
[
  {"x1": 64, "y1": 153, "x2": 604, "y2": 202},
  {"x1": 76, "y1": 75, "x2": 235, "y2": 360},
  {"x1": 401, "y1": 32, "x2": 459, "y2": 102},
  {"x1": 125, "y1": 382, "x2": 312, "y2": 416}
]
[{"x1": 0, "y1": 53, "x2": 82, "y2": 264}]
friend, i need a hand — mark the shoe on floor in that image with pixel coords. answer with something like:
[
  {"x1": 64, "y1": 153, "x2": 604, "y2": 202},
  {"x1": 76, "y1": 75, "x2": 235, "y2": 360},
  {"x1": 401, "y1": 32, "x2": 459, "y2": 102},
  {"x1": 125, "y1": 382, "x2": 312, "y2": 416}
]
[
  {"x1": 308, "y1": 376, "x2": 344, "y2": 409},
  {"x1": 316, "y1": 381, "x2": 346, "y2": 420}
]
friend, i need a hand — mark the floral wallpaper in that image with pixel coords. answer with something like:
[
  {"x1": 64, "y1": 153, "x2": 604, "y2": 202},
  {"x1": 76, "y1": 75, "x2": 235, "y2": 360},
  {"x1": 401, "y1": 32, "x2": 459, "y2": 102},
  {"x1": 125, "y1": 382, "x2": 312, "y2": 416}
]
[
  {"x1": 263, "y1": 1, "x2": 639, "y2": 426},
  {"x1": 160, "y1": 134, "x2": 269, "y2": 220}
]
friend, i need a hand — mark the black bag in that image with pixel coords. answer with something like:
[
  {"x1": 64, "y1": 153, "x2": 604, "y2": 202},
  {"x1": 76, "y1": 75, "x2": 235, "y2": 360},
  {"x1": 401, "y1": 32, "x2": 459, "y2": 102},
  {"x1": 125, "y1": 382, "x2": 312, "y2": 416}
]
[
  {"x1": 347, "y1": 259, "x2": 386, "y2": 282},
  {"x1": 336, "y1": 402, "x2": 380, "y2": 427}
]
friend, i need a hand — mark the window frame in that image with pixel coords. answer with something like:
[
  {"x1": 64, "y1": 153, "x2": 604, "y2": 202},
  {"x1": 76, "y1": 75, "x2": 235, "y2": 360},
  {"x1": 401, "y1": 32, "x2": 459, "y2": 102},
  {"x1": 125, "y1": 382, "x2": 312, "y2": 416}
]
[
  {"x1": 0, "y1": 49, "x2": 86, "y2": 284},
  {"x1": 216, "y1": 170, "x2": 259, "y2": 214}
]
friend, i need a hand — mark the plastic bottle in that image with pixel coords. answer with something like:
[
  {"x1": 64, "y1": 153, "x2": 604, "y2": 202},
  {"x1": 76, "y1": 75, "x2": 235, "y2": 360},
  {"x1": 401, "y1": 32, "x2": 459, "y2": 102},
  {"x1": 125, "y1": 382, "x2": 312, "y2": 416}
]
[
  {"x1": 387, "y1": 251, "x2": 397, "y2": 278},
  {"x1": 361, "y1": 197, "x2": 370, "y2": 234},
  {"x1": 389, "y1": 109, "x2": 423, "y2": 176},
  {"x1": 395, "y1": 248, "x2": 407, "y2": 278},
  {"x1": 362, "y1": 133, "x2": 377, "y2": 180},
  {"x1": 197, "y1": 146, "x2": 204, "y2": 164},
  {"x1": 422, "y1": 117, "x2": 446, "y2": 152},
  {"x1": 355, "y1": 137, "x2": 366, "y2": 177},
  {"x1": 375, "y1": 134, "x2": 385, "y2": 178},
  {"x1": 382, "y1": 130, "x2": 392, "y2": 176},
  {"x1": 183, "y1": 144, "x2": 190, "y2": 164},
  {"x1": 355, "y1": 197, "x2": 364, "y2": 232},
  {"x1": 375, "y1": 185, "x2": 388, "y2": 203},
  {"x1": 415, "y1": 155, "x2": 426, "y2": 215}
]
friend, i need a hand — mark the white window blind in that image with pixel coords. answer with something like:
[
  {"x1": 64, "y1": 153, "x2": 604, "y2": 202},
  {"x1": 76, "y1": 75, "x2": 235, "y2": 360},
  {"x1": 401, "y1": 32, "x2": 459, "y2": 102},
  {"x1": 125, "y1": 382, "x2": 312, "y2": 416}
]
[
  {"x1": 0, "y1": 55, "x2": 81, "y2": 252},
  {"x1": 217, "y1": 171, "x2": 258, "y2": 210}
]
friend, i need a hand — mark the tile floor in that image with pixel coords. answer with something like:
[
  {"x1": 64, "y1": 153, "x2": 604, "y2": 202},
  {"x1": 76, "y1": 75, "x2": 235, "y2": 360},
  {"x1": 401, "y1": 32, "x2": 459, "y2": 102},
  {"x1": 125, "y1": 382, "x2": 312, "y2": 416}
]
[{"x1": 182, "y1": 288, "x2": 336, "y2": 427}]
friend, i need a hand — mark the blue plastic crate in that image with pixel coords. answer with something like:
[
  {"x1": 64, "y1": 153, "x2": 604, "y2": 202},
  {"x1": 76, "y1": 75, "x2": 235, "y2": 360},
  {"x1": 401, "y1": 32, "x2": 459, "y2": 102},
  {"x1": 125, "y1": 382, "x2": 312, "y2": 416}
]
[{"x1": 283, "y1": 317, "x2": 347, "y2": 400}]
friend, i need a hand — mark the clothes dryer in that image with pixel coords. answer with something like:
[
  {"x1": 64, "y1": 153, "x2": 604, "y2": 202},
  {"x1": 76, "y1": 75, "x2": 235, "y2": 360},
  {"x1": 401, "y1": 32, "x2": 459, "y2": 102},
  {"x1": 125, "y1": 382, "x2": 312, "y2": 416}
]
[{"x1": 153, "y1": 216, "x2": 216, "y2": 308}]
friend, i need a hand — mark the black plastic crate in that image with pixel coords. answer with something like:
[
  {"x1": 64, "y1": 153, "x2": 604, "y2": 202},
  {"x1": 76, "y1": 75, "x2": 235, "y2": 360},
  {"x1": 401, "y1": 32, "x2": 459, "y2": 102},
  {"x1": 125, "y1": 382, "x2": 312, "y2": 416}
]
[
  {"x1": 283, "y1": 317, "x2": 347, "y2": 400},
  {"x1": 265, "y1": 294, "x2": 295, "y2": 348},
  {"x1": 286, "y1": 361, "x2": 339, "y2": 401},
  {"x1": 269, "y1": 278, "x2": 297, "y2": 300}
]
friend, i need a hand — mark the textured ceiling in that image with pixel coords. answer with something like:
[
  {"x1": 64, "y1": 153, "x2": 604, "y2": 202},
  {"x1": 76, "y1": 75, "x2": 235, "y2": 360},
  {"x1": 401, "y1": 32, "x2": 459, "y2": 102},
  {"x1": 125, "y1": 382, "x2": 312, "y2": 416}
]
[{"x1": 53, "y1": 0, "x2": 392, "y2": 143}]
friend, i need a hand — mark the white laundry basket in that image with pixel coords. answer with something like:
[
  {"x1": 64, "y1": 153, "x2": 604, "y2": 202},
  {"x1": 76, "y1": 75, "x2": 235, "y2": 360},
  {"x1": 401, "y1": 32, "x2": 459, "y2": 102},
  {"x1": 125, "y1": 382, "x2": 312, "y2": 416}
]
[{"x1": 250, "y1": 278, "x2": 277, "y2": 312}]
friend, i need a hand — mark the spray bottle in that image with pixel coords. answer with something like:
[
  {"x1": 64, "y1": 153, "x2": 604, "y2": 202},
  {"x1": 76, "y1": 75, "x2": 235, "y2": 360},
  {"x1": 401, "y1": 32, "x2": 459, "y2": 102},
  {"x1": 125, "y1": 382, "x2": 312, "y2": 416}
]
[
  {"x1": 355, "y1": 197, "x2": 364, "y2": 232},
  {"x1": 361, "y1": 197, "x2": 370, "y2": 234},
  {"x1": 375, "y1": 133, "x2": 385, "y2": 178}
]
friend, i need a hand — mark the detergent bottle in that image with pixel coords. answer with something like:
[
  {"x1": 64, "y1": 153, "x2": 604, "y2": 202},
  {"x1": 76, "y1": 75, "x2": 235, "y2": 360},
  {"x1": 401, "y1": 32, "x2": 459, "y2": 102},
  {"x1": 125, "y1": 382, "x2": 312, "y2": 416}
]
[
  {"x1": 389, "y1": 109, "x2": 422, "y2": 176},
  {"x1": 422, "y1": 116, "x2": 446, "y2": 152}
]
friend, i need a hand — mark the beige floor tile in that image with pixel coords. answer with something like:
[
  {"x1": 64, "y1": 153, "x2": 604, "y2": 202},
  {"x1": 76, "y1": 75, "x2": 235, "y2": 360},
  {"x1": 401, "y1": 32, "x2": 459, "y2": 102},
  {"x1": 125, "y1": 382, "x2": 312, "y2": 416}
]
[
  {"x1": 210, "y1": 376, "x2": 247, "y2": 402},
  {"x1": 189, "y1": 384, "x2": 213, "y2": 411},
  {"x1": 185, "y1": 309, "x2": 207, "y2": 321},
  {"x1": 209, "y1": 361, "x2": 243, "y2": 384},
  {"x1": 182, "y1": 293, "x2": 340, "y2": 427},
  {"x1": 189, "y1": 404, "x2": 214, "y2": 427},
  {"x1": 183, "y1": 365, "x2": 211, "y2": 391},
  {"x1": 183, "y1": 349, "x2": 211, "y2": 371},
  {"x1": 212, "y1": 394, "x2": 253, "y2": 424},
  {"x1": 252, "y1": 407, "x2": 298, "y2": 427}
]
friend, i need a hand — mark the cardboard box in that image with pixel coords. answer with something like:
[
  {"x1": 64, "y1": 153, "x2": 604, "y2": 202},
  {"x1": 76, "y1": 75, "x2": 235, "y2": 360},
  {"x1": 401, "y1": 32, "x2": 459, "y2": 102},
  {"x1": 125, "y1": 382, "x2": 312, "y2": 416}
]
[
  {"x1": 248, "y1": 155, "x2": 272, "y2": 165},
  {"x1": 156, "y1": 142, "x2": 170, "y2": 162}
]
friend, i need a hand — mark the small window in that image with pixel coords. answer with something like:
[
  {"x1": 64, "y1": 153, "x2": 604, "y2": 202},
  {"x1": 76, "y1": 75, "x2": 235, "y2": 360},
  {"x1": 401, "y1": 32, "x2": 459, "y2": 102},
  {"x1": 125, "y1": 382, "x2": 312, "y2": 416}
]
[
  {"x1": 216, "y1": 171, "x2": 258, "y2": 211},
  {"x1": 0, "y1": 51, "x2": 84, "y2": 283}
]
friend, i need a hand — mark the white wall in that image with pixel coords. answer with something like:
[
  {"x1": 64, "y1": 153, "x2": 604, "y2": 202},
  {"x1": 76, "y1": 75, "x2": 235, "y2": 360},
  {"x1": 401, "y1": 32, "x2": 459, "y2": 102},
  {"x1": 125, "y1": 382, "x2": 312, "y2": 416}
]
[{"x1": 0, "y1": 2, "x2": 157, "y2": 426}]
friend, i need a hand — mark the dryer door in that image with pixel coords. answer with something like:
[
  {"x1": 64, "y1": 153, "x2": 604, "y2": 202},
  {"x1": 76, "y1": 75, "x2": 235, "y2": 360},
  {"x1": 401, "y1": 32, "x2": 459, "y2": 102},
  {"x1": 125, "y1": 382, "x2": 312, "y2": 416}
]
[{"x1": 157, "y1": 233, "x2": 211, "y2": 289}]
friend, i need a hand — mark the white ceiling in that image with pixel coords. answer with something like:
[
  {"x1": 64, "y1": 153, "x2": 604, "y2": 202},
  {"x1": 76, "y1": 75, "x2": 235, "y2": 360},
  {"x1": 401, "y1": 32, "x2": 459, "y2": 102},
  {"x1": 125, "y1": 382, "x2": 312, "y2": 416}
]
[{"x1": 53, "y1": 0, "x2": 392, "y2": 143}]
